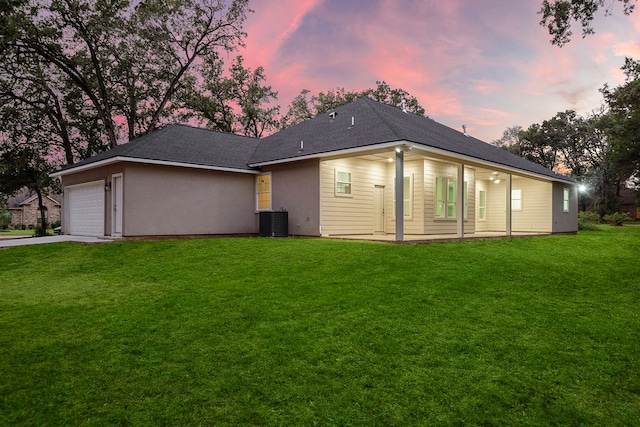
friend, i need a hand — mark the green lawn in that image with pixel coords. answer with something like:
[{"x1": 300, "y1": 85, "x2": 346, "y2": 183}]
[{"x1": 1, "y1": 227, "x2": 639, "y2": 426}]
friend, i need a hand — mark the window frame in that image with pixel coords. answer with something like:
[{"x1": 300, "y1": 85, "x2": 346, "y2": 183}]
[
  {"x1": 563, "y1": 188, "x2": 570, "y2": 212},
  {"x1": 511, "y1": 189, "x2": 522, "y2": 211},
  {"x1": 256, "y1": 172, "x2": 272, "y2": 211},
  {"x1": 478, "y1": 189, "x2": 486, "y2": 221},
  {"x1": 435, "y1": 177, "x2": 468, "y2": 220},
  {"x1": 335, "y1": 169, "x2": 353, "y2": 197}
]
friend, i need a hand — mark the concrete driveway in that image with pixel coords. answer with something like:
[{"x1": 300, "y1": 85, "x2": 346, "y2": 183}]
[{"x1": 0, "y1": 234, "x2": 116, "y2": 248}]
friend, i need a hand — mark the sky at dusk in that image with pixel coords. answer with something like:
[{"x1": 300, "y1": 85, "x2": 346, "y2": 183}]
[{"x1": 237, "y1": 0, "x2": 640, "y2": 142}]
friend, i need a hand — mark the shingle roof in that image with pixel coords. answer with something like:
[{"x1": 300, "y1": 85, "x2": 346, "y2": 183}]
[
  {"x1": 59, "y1": 98, "x2": 572, "y2": 183},
  {"x1": 59, "y1": 124, "x2": 260, "y2": 172},
  {"x1": 250, "y1": 97, "x2": 572, "y2": 182}
]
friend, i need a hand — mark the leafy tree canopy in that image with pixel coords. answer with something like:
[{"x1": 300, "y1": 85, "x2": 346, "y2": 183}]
[
  {"x1": 281, "y1": 81, "x2": 426, "y2": 129},
  {"x1": 540, "y1": 0, "x2": 636, "y2": 46}
]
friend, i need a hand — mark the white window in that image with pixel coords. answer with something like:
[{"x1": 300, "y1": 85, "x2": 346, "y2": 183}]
[
  {"x1": 335, "y1": 170, "x2": 352, "y2": 196},
  {"x1": 435, "y1": 177, "x2": 468, "y2": 219},
  {"x1": 256, "y1": 173, "x2": 271, "y2": 211},
  {"x1": 563, "y1": 188, "x2": 570, "y2": 212},
  {"x1": 511, "y1": 189, "x2": 522, "y2": 211},
  {"x1": 478, "y1": 190, "x2": 486, "y2": 221}
]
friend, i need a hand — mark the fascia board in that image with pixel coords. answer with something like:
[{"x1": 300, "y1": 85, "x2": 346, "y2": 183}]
[
  {"x1": 50, "y1": 156, "x2": 260, "y2": 177},
  {"x1": 248, "y1": 141, "x2": 403, "y2": 167},
  {"x1": 409, "y1": 144, "x2": 575, "y2": 184},
  {"x1": 249, "y1": 140, "x2": 574, "y2": 184}
]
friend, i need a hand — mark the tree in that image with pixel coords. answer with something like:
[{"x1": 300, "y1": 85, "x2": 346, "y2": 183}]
[
  {"x1": 183, "y1": 55, "x2": 280, "y2": 137},
  {"x1": 0, "y1": 145, "x2": 58, "y2": 235},
  {"x1": 1, "y1": 0, "x2": 251, "y2": 162},
  {"x1": 600, "y1": 58, "x2": 640, "y2": 180},
  {"x1": 491, "y1": 125, "x2": 522, "y2": 150},
  {"x1": 540, "y1": 0, "x2": 636, "y2": 46},
  {"x1": 281, "y1": 81, "x2": 426, "y2": 128}
]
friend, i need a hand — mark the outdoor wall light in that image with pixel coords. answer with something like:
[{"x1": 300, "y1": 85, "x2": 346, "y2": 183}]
[
  {"x1": 105, "y1": 181, "x2": 111, "y2": 191},
  {"x1": 578, "y1": 184, "x2": 587, "y2": 192}
]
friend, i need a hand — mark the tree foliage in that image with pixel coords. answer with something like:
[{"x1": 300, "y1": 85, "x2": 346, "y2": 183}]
[
  {"x1": 281, "y1": 81, "x2": 426, "y2": 128},
  {"x1": 540, "y1": 0, "x2": 636, "y2": 46},
  {"x1": 1, "y1": 0, "x2": 252, "y2": 165},
  {"x1": 600, "y1": 58, "x2": 640, "y2": 180},
  {"x1": 0, "y1": 144, "x2": 58, "y2": 234},
  {"x1": 184, "y1": 56, "x2": 279, "y2": 137}
]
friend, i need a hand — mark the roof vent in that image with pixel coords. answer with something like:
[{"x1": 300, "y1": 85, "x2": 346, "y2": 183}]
[
  {"x1": 401, "y1": 99, "x2": 407, "y2": 113},
  {"x1": 462, "y1": 125, "x2": 468, "y2": 137},
  {"x1": 329, "y1": 111, "x2": 337, "y2": 119}
]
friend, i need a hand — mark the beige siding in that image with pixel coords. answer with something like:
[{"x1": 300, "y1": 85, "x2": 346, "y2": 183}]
[
  {"x1": 385, "y1": 160, "x2": 425, "y2": 235},
  {"x1": 486, "y1": 180, "x2": 507, "y2": 231},
  {"x1": 476, "y1": 180, "x2": 489, "y2": 232},
  {"x1": 320, "y1": 158, "x2": 388, "y2": 235},
  {"x1": 423, "y1": 160, "x2": 465, "y2": 235},
  {"x1": 512, "y1": 177, "x2": 553, "y2": 232}
]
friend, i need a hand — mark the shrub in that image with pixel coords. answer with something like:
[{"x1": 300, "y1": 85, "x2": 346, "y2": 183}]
[
  {"x1": 0, "y1": 209, "x2": 10, "y2": 230},
  {"x1": 20, "y1": 223, "x2": 26, "y2": 230},
  {"x1": 50, "y1": 220, "x2": 61, "y2": 229},
  {"x1": 578, "y1": 211, "x2": 601, "y2": 231},
  {"x1": 34, "y1": 226, "x2": 48, "y2": 237},
  {"x1": 602, "y1": 212, "x2": 633, "y2": 226}
]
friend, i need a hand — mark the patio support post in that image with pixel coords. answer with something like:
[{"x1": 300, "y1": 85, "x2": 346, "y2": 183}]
[
  {"x1": 395, "y1": 148, "x2": 404, "y2": 241},
  {"x1": 457, "y1": 163, "x2": 465, "y2": 238},
  {"x1": 506, "y1": 174, "x2": 512, "y2": 236}
]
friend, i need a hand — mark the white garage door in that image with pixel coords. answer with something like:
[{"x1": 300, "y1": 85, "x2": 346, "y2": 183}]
[{"x1": 66, "y1": 181, "x2": 105, "y2": 237}]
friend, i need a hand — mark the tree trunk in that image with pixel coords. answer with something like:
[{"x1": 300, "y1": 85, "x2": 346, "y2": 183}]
[{"x1": 35, "y1": 188, "x2": 47, "y2": 236}]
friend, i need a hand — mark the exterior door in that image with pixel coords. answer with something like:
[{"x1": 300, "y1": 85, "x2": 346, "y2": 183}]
[
  {"x1": 112, "y1": 174, "x2": 123, "y2": 237},
  {"x1": 373, "y1": 185, "x2": 385, "y2": 233}
]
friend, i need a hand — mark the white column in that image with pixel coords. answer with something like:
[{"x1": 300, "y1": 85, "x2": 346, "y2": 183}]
[
  {"x1": 457, "y1": 164, "x2": 465, "y2": 238},
  {"x1": 506, "y1": 174, "x2": 512, "y2": 236},
  {"x1": 395, "y1": 148, "x2": 404, "y2": 242}
]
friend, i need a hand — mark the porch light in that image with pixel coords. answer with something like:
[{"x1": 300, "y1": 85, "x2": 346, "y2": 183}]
[
  {"x1": 105, "y1": 181, "x2": 111, "y2": 191},
  {"x1": 578, "y1": 184, "x2": 587, "y2": 192},
  {"x1": 494, "y1": 179, "x2": 501, "y2": 184}
]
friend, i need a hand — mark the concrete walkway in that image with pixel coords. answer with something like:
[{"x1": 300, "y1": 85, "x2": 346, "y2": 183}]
[{"x1": 0, "y1": 235, "x2": 116, "y2": 248}]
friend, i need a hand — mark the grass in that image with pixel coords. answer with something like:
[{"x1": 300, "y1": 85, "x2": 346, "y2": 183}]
[
  {"x1": 0, "y1": 229, "x2": 54, "y2": 236},
  {"x1": 0, "y1": 229, "x2": 35, "y2": 235},
  {"x1": 0, "y1": 226, "x2": 639, "y2": 426}
]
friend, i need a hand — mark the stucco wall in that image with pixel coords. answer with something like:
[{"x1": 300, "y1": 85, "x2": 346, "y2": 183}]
[
  {"x1": 552, "y1": 182, "x2": 578, "y2": 233},
  {"x1": 266, "y1": 159, "x2": 321, "y2": 236},
  {"x1": 62, "y1": 162, "x2": 257, "y2": 237},
  {"x1": 123, "y1": 164, "x2": 257, "y2": 236},
  {"x1": 61, "y1": 164, "x2": 125, "y2": 236}
]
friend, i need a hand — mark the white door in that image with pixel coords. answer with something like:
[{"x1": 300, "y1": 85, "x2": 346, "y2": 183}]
[
  {"x1": 111, "y1": 174, "x2": 123, "y2": 237},
  {"x1": 374, "y1": 185, "x2": 385, "y2": 233},
  {"x1": 65, "y1": 181, "x2": 105, "y2": 237}
]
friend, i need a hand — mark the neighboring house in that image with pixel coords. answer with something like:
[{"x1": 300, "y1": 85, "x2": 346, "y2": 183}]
[
  {"x1": 4, "y1": 188, "x2": 62, "y2": 228},
  {"x1": 620, "y1": 186, "x2": 639, "y2": 220},
  {"x1": 52, "y1": 98, "x2": 578, "y2": 241}
]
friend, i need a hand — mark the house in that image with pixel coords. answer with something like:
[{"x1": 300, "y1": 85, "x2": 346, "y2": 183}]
[
  {"x1": 52, "y1": 97, "x2": 577, "y2": 241},
  {"x1": 4, "y1": 188, "x2": 62, "y2": 229},
  {"x1": 619, "y1": 185, "x2": 639, "y2": 220}
]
